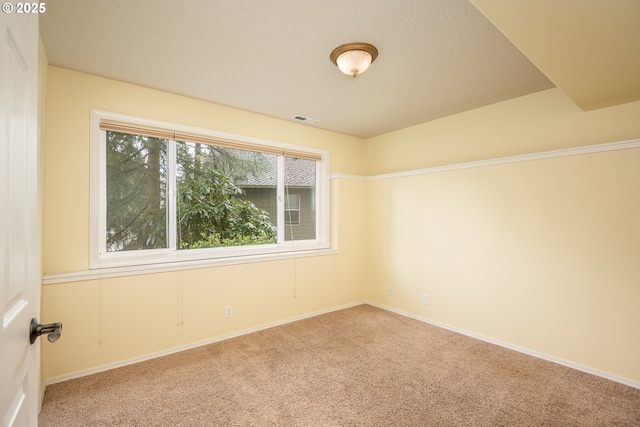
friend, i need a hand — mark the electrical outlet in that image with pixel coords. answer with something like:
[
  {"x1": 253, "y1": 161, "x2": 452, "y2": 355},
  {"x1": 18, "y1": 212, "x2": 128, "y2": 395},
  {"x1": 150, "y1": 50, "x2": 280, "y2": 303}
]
[
  {"x1": 388, "y1": 286, "x2": 394, "y2": 296},
  {"x1": 423, "y1": 294, "x2": 429, "y2": 305},
  {"x1": 225, "y1": 306, "x2": 233, "y2": 318}
]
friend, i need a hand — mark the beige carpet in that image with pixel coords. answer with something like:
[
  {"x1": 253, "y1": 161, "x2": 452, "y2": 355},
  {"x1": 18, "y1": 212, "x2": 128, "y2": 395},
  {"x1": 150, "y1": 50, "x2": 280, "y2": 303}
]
[{"x1": 39, "y1": 304, "x2": 640, "y2": 426}]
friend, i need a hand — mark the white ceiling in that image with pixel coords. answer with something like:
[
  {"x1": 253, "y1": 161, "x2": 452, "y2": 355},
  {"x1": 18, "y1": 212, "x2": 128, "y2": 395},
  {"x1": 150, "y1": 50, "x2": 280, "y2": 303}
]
[{"x1": 39, "y1": 0, "x2": 557, "y2": 138}]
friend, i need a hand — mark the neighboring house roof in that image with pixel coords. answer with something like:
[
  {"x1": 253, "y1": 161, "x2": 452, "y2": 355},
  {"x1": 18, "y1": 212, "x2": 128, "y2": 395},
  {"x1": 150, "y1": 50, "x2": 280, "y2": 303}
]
[{"x1": 235, "y1": 153, "x2": 315, "y2": 188}]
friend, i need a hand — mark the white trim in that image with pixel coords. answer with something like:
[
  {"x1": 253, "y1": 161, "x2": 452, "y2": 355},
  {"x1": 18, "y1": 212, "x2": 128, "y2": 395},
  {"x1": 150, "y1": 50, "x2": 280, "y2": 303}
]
[
  {"x1": 329, "y1": 173, "x2": 367, "y2": 181},
  {"x1": 43, "y1": 248, "x2": 338, "y2": 285},
  {"x1": 333, "y1": 139, "x2": 640, "y2": 182},
  {"x1": 44, "y1": 300, "x2": 366, "y2": 385},
  {"x1": 89, "y1": 112, "x2": 101, "y2": 268},
  {"x1": 367, "y1": 138, "x2": 640, "y2": 181},
  {"x1": 167, "y1": 139, "x2": 177, "y2": 251},
  {"x1": 276, "y1": 156, "x2": 285, "y2": 243},
  {"x1": 367, "y1": 301, "x2": 640, "y2": 390}
]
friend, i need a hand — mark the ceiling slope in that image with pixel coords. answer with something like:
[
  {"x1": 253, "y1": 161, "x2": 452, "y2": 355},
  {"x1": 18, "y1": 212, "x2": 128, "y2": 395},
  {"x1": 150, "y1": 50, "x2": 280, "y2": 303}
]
[{"x1": 471, "y1": 0, "x2": 640, "y2": 111}]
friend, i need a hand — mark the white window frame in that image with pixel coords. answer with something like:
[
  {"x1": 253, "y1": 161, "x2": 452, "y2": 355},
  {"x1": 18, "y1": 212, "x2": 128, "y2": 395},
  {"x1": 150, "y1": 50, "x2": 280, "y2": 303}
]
[{"x1": 90, "y1": 110, "x2": 329, "y2": 269}]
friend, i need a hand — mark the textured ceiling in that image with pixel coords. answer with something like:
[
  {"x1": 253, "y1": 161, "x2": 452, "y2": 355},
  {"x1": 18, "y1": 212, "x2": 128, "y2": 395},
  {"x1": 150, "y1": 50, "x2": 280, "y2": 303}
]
[{"x1": 39, "y1": 0, "x2": 555, "y2": 138}]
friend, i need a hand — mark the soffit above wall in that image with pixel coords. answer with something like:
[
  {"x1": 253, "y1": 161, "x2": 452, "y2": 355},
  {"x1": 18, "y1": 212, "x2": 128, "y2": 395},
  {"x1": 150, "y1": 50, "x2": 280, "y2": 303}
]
[{"x1": 470, "y1": 0, "x2": 640, "y2": 111}]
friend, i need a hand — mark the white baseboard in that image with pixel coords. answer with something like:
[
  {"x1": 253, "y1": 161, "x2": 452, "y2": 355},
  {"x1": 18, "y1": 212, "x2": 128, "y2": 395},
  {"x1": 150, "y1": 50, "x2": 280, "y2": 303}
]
[
  {"x1": 44, "y1": 300, "x2": 366, "y2": 385},
  {"x1": 366, "y1": 301, "x2": 640, "y2": 390}
]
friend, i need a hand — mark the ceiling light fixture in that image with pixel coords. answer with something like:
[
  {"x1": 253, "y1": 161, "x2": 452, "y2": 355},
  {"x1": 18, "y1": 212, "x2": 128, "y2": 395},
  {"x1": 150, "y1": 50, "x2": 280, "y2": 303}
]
[{"x1": 330, "y1": 42, "x2": 378, "y2": 78}]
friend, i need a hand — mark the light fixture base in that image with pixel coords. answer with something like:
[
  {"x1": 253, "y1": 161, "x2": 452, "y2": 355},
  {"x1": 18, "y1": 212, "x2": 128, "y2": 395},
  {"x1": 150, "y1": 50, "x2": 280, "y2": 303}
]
[{"x1": 330, "y1": 42, "x2": 378, "y2": 66}]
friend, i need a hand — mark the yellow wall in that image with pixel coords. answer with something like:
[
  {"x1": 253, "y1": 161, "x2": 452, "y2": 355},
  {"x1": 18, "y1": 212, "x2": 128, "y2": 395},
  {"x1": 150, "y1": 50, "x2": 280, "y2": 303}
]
[
  {"x1": 365, "y1": 88, "x2": 640, "y2": 175},
  {"x1": 364, "y1": 90, "x2": 640, "y2": 383},
  {"x1": 41, "y1": 67, "x2": 367, "y2": 380},
  {"x1": 42, "y1": 65, "x2": 640, "y2": 385},
  {"x1": 43, "y1": 66, "x2": 367, "y2": 275}
]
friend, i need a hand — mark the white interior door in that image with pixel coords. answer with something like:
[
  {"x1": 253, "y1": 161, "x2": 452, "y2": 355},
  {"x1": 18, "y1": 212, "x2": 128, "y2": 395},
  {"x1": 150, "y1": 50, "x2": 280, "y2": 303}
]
[{"x1": 0, "y1": 10, "x2": 41, "y2": 427}]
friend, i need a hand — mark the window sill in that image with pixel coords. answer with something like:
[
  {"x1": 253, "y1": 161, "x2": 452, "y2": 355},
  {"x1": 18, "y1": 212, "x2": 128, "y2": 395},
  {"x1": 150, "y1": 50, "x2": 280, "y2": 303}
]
[{"x1": 43, "y1": 247, "x2": 339, "y2": 285}]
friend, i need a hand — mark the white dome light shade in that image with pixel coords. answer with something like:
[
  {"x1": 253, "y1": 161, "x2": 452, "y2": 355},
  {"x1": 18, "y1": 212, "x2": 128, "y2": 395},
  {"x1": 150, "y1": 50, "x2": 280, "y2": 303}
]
[
  {"x1": 336, "y1": 50, "x2": 372, "y2": 77},
  {"x1": 330, "y1": 42, "x2": 378, "y2": 78}
]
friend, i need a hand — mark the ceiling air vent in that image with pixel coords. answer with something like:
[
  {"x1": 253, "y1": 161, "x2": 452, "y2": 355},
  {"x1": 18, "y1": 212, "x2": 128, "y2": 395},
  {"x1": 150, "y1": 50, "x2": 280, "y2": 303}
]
[{"x1": 292, "y1": 115, "x2": 320, "y2": 124}]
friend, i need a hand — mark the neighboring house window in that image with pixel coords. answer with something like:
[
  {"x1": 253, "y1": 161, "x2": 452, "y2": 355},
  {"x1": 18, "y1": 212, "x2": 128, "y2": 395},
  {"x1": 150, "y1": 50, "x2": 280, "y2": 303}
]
[
  {"x1": 285, "y1": 194, "x2": 300, "y2": 226},
  {"x1": 91, "y1": 111, "x2": 328, "y2": 268}
]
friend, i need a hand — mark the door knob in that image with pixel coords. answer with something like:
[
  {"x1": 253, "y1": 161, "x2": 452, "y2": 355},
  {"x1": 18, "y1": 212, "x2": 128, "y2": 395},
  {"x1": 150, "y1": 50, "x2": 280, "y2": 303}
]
[{"x1": 30, "y1": 318, "x2": 62, "y2": 344}]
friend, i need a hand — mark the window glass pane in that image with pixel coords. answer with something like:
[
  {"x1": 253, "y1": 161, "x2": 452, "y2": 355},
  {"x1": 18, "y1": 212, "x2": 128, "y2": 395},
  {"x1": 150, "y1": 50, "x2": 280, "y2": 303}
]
[
  {"x1": 176, "y1": 142, "x2": 277, "y2": 249},
  {"x1": 284, "y1": 194, "x2": 300, "y2": 226},
  {"x1": 284, "y1": 157, "x2": 316, "y2": 241},
  {"x1": 106, "y1": 131, "x2": 168, "y2": 251},
  {"x1": 285, "y1": 194, "x2": 300, "y2": 209}
]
